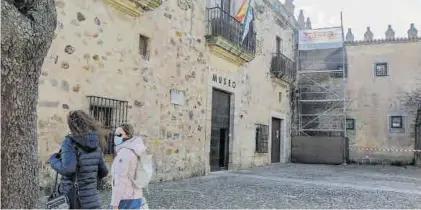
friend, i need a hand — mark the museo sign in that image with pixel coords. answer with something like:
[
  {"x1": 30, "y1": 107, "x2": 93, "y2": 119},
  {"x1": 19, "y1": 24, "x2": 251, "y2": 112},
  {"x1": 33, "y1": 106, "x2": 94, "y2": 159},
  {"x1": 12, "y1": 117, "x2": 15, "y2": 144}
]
[{"x1": 212, "y1": 74, "x2": 236, "y2": 89}]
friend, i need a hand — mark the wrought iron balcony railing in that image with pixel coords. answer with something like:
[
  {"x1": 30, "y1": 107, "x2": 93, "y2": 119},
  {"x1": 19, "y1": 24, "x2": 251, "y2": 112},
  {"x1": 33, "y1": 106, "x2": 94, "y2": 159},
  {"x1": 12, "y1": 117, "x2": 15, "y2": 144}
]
[
  {"x1": 270, "y1": 53, "x2": 296, "y2": 83},
  {"x1": 206, "y1": 7, "x2": 256, "y2": 56}
]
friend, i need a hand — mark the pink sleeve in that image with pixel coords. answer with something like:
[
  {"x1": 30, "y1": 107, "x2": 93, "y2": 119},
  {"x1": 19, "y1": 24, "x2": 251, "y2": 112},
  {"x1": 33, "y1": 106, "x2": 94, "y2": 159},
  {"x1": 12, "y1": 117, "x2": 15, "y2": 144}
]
[{"x1": 110, "y1": 149, "x2": 137, "y2": 206}]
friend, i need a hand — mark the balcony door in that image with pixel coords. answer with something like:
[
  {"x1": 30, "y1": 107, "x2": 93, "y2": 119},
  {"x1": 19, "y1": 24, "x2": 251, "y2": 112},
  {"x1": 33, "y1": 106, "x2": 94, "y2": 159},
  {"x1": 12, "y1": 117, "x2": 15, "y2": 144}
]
[
  {"x1": 276, "y1": 36, "x2": 282, "y2": 55},
  {"x1": 221, "y1": 0, "x2": 231, "y2": 14}
]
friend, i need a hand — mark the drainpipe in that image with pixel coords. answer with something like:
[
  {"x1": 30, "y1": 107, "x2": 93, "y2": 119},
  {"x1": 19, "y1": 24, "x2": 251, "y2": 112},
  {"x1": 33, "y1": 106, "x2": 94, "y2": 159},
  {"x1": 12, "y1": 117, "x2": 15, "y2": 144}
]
[
  {"x1": 203, "y1": 0, "x2": 211, "y2": 174},
  {"x1": 204, "y1": 59, "x2": 211, "y2": 174}
]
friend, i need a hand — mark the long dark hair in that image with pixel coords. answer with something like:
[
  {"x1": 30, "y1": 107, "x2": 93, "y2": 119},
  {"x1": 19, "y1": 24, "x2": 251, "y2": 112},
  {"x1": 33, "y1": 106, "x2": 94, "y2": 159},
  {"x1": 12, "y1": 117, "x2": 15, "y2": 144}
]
[{"x1": 67, "y1": 110, "x2": 106, "y2": 150}]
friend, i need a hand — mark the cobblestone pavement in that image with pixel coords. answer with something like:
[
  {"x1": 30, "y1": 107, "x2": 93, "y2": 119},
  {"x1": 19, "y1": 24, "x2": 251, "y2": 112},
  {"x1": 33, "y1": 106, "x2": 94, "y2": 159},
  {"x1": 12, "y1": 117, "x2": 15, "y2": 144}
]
[
  {"x1": 40, "y1": 164, "x2": 421, "y2": 208},
  {"x1": 97, "y1": 164, "x2": 421, "y2": 209}
]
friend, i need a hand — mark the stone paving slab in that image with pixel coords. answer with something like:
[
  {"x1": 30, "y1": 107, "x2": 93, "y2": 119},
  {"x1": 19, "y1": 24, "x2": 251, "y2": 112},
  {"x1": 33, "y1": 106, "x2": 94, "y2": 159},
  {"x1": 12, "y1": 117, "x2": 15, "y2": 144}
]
[{"x1": 41, "y1": 164, "x2": 421, "y2": 209}]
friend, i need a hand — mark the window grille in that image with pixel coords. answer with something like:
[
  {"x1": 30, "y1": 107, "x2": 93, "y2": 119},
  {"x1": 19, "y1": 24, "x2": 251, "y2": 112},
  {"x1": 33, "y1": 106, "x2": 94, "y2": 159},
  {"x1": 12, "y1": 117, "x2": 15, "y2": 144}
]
[
  {"x1": 87, "y1": 96, "x2": 128, "y2": 154},
  {"x1": 375, "y1": 63, "x2": 388, "y2": 77},
  {"x1": 390, "y1": 116, "x2": 403, "y2": 129},
  {"x1": 346, "y1": 118, "x2": 355, "y2": 130},
  {"x1": 255, "y1": 124, "x2": 269, "y2": 153},
  {"x1": 139, "y1": 34, "x2": 149, "y2": 60}
]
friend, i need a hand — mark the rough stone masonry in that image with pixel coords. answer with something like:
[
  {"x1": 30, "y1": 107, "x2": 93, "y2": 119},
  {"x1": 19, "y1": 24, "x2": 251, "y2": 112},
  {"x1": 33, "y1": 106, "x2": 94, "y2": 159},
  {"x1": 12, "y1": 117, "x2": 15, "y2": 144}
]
[{"x1": 37, "y1": 0, "x2": 298, "y2": 191}]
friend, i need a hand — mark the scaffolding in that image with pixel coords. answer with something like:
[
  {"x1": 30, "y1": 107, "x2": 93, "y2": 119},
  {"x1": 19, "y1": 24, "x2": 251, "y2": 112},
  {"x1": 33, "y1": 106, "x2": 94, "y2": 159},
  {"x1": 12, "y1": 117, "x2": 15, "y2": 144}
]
[{"x1": 296, "y1": 19, "x2": 347, "y2": 137}]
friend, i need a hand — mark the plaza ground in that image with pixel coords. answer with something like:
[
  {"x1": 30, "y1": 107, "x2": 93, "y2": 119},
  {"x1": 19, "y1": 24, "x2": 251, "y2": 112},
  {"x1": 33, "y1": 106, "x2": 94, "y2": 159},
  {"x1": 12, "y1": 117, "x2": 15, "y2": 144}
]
[{"x1": 97, "y1": 163, "x2": 421, "y2": 209}]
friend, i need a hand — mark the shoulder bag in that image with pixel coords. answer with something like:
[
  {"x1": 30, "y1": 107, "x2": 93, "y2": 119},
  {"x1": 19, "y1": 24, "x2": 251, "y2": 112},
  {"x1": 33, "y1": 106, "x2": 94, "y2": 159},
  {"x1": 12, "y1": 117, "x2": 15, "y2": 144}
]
[{"x1": 46, "y1": 144, "x2": 80, "y2": 209}]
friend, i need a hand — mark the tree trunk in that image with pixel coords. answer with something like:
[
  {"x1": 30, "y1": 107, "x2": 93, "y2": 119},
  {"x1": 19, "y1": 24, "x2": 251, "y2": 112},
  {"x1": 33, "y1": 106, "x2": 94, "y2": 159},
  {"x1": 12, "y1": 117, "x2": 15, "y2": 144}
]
[
  {"x1": 415, "y1": 107, "x2": 421, "y2": 167},
  {"x1": 1, "y1": 0, "x2": 56, "y2": 208}
]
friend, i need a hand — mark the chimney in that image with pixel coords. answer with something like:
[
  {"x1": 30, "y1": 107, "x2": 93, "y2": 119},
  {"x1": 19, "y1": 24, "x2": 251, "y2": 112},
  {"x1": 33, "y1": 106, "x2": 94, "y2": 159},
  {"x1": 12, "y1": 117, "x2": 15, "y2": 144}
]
[
  {"x1": 346, "y1": 28, "x2": 354, "y2": 42},
  {"x1": 385, "y1": 24, "x2": 395, "y2": 40},
  {"x1": 364, "y1": 26, "x2": 373, "y2": 41},
  {"x1": 408, "y1": 23, "x2": 418, "y2": 39}
]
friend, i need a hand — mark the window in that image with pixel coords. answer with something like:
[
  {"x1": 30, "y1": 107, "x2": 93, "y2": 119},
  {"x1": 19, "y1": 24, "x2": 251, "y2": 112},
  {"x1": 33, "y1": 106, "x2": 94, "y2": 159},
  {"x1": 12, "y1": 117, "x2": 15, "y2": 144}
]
[
  {"x1": 375, "y1": 63, "x2": 388, "y2": 77},
  {"x1": 139, "y1": 34, "x2": 149, "y2": 60},
  {"x1": 390, "y1": 116, "x2": 403, "y2": 129},
  {"x1": 346, "y1": 118, "x2": 355, "y2": 130},
  {"x1": 276, "y1": 36, "x2": 282, "y2": 54},
  {"x1": 331, "y1": 65, "x2": 345, "y2": 78},
  {"x1": 278, "y1": 92, "x2": 282, "y2": 103},
  {"x1": 90, "y1": 105, "x2": 113, "y2": 127},
  {"x1": 255, "y1": 124, "x2": 269, "y2": 153},
  {"x1": 87, "y1": 96, "x2": 129, "y2": 154}
]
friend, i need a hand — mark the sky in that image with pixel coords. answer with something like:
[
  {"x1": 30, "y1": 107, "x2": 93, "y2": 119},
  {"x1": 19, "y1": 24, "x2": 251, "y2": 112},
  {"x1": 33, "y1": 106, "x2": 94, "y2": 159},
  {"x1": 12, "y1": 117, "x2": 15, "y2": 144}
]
[{"x1": 282, "y1": 0, "x2": 421, "y2": 40}]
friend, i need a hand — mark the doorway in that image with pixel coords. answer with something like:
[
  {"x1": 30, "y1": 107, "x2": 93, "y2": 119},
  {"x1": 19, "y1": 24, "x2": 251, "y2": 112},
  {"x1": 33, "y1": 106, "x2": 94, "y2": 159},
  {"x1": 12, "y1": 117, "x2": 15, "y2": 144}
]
[
  {"x1": 210, "y1": 89, "x2": 231, "y2": 171},
  {"x1": 271, "y1": 118, "x2": 282, "y2": 163}
]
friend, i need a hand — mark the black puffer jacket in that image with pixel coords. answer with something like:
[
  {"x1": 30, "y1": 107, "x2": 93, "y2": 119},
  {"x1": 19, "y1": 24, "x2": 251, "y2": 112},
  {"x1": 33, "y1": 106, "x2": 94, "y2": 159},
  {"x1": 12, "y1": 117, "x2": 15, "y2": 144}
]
[{"x1": 49, "y1": 132, "x2": 108, "y2": 209}]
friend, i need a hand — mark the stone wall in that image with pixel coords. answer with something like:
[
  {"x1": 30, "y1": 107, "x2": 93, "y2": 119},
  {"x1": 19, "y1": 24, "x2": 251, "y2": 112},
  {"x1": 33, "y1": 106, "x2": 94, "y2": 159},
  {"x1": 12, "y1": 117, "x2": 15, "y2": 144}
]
[
  {"x1": 345, "y1": 40, "x2": 421, "y2": 164},
  {"x1": 38, "y1": 0, "x2": 296, "y2": 190}
]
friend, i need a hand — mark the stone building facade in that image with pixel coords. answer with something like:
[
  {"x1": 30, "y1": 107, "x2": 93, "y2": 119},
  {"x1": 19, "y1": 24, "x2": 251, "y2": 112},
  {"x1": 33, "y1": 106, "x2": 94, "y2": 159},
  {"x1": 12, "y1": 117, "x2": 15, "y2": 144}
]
[
  {"x1": 38, "y1": 0, "x2": 299, "y2": 189},
  {"x1": 345, "y1": 25, "x2": 421, "y2": 164}
]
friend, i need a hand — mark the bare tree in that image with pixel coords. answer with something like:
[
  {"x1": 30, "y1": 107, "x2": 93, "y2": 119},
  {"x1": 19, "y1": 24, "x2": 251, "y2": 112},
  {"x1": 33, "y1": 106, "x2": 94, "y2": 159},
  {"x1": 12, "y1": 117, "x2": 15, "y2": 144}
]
[
  {"x1": 401, "y1": 87, "x2": 421, "y2": 166},
  {"x1": 1, "y1": 0, "x2": 57, "y2": 208},
  {"x1": 402, "y1": 87, "x2": 421, "y2": 107}
]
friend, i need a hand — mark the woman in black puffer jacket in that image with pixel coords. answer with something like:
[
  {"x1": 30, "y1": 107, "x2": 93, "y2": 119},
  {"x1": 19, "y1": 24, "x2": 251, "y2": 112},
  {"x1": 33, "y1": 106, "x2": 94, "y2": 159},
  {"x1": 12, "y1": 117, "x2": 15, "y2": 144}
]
[{"x1": 49, "y1": 110, "x2": 109, "y2": 209}]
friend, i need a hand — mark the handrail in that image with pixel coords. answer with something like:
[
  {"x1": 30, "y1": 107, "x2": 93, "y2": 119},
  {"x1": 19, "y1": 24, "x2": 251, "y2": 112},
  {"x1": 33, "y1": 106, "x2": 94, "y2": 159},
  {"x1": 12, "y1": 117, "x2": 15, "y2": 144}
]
[
  {"x1": 270, "y1": 52, "x2": 296, "y2": 83},
  {"x1": 207, "y1": 6, "x2": 242, "y2": 26},
  {"x1": 206, "y1": 6, "x2": 256, "y2": 55}
]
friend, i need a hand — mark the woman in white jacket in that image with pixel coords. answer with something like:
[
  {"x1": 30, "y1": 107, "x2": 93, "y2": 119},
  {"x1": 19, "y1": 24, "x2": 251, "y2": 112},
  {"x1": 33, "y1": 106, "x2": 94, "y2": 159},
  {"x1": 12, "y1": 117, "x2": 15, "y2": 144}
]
[{"x1": 111, "y1": 124, "x2": 149, "y2": 209}]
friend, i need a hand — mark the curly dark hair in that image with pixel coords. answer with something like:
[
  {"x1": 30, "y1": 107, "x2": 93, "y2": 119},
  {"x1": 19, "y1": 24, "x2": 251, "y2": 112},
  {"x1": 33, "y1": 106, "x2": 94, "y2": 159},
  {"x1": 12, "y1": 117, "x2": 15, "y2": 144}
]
[{"x1": 67, "y1": 110, "x2": 106, "y2": 150}]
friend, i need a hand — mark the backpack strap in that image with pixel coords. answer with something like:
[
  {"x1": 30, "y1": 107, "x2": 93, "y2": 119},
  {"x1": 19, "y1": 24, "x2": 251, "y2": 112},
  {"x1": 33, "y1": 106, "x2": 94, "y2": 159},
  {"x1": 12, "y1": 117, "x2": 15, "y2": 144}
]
[{"x1": 72, "y1": 142, "x2": 80, "y2": 208}]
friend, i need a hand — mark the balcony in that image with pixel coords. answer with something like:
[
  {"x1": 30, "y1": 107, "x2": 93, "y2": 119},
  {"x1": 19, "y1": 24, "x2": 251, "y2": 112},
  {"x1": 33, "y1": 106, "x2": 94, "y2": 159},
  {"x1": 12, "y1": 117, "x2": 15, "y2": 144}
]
[
  {"x1": 270, "y1": 53, "x2": 296, "y2": 83},
  {"x1": 205, "y1": 7, "x2": 256, "y2": 65},
  {"x1": 104, "y1": 0, "x2": 162, "y2": 17}
]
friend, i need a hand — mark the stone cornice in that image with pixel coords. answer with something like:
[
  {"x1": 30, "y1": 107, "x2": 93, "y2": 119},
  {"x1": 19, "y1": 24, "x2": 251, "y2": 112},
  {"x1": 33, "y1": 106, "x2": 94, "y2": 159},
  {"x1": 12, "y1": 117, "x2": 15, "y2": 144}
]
[
  {"x1": 345, "y1": 37, "x2": 421, "y2": 46},
  {"x1": 206, "y1": 36, "x2": 255, "y2": 66},
  {"x1": 103, "y1": 0, "x2": 161, "y2": 17},
  {"x1": 261, "y1": 0, "x2": 299, "y2": 31}
]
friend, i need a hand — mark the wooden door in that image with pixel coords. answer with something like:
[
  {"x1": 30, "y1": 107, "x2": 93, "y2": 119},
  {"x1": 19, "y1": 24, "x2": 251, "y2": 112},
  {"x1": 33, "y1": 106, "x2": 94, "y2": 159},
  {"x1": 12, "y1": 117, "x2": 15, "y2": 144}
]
[
  {"x1": 271, "y1": 118, "x2": 281, "y2": 163},
  {"x1": 210, "y1": 89, "x2": 231, "y2": 171}
]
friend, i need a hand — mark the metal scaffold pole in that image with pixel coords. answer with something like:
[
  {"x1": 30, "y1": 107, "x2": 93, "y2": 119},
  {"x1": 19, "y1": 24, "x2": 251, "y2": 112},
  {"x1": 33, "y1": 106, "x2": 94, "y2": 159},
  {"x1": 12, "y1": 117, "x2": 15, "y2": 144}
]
[
  {"x1": 340, "y1": 11, "x2": 348, "y2": 164},
  {"x1": 296, "y1": 14, "x2": 347, "y2": 139}
]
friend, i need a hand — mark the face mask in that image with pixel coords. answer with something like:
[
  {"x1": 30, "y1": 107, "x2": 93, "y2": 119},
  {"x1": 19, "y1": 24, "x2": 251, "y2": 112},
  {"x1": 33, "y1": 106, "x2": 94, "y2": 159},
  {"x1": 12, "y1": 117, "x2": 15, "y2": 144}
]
[{"x1": 114, "y1": 136, "x2": 123, "y2": 146}]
